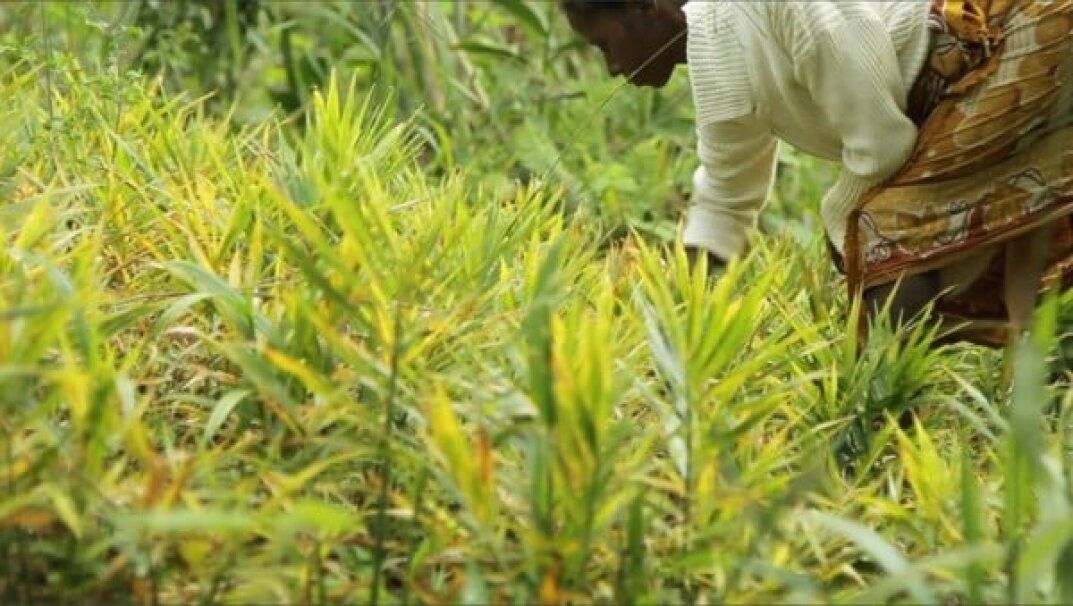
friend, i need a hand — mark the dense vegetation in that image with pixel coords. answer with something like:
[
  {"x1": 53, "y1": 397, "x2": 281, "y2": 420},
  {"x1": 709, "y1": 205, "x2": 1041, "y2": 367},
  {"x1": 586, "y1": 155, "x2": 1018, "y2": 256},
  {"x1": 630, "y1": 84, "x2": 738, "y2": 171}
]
[{"x1": 1, "y1": 2, "x2": 1071, "y2": 603}]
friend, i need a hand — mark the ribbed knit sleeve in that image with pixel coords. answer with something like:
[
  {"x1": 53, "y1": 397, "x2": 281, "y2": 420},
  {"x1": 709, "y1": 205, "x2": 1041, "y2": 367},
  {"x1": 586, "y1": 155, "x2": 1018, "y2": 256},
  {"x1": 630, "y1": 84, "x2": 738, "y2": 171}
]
[
  {"x1": 792, "y1": 8, "x2": 920, "y2": 253},
  {"x1": 683, "y1": 1, "x2": 753, "y2": 124},
  {"x1": 682, "y1": 118, "x2": 778, "y2": 262}
]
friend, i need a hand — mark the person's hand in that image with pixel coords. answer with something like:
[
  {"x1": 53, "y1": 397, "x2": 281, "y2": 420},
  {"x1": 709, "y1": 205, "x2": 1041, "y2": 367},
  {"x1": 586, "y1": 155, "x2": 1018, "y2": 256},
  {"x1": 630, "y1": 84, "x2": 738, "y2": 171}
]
[{"x1": 684, "y1": 245, "x2": 727, "y2": 276}]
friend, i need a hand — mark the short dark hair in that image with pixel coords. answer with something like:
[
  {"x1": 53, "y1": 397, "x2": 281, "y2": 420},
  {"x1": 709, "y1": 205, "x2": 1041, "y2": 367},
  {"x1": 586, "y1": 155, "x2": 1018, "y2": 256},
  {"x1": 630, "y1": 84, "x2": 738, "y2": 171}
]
[
  {"x1": 561, "y1": 0, "x2": 637, "y2": 14},
  {"x1": 561, "y1": 0, "x2": 684, "y2": 15}
]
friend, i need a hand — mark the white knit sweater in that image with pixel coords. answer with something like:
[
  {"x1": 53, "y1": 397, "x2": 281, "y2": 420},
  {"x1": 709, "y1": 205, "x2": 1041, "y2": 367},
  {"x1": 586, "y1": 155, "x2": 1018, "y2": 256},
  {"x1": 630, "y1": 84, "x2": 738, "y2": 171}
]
[{"x1": 680, "y1": 0, "x2": 933, "y2": 260}]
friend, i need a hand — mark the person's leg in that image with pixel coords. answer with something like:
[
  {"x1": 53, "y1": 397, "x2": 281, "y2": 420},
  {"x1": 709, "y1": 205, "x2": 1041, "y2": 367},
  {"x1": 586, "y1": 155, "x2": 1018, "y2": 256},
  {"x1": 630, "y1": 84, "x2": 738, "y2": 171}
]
[
  {"x1": 863, "y1": 250, "x2": 1006, "y2": 340},
  {"x1": 862, "y1": 270, "x2": 942, "y2": 327},
  {"x1": 1004, "y1": 225, "x2": 1053, "y2": 334}
]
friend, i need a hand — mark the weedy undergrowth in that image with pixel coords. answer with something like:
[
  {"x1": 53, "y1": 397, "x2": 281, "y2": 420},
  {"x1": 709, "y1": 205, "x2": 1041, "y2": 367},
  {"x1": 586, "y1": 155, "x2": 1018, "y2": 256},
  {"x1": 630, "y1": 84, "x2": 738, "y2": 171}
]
[{"x1": 0, "y1": 6, "x2": 1072, "y2": 605}]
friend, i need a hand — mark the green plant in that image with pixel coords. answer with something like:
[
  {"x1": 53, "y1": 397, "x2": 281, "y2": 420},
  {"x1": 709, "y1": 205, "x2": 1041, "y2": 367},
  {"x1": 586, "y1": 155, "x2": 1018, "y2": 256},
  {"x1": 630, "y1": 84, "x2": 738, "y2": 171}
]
[{"x1": 2, "y1": 8, "x2": 1073, "y2": 605}]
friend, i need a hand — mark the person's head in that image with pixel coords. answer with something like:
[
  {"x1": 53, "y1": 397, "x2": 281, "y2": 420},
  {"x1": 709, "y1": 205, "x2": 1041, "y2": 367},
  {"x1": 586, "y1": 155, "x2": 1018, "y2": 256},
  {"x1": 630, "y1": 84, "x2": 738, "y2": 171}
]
[{"x1": 562, "y1": 0, "x2": 687, "y2": 88}]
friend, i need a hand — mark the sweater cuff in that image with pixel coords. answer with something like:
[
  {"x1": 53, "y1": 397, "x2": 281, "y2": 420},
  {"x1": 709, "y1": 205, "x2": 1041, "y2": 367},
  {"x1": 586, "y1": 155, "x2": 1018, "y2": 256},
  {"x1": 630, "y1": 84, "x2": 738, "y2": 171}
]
[
  {"x1": 682, "y1": 205, "x2": 751, "y2": 262},
  {"x1": 821, "y1": 173, "x2": 883, "y2": 256}
]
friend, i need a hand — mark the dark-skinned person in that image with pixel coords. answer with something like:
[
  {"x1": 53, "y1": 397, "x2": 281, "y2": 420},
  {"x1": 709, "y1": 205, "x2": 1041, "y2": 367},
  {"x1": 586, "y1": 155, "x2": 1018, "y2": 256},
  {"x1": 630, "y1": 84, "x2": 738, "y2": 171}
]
[{"x1": 563, "y1": 0, "x2": 1073, "y2": 346}]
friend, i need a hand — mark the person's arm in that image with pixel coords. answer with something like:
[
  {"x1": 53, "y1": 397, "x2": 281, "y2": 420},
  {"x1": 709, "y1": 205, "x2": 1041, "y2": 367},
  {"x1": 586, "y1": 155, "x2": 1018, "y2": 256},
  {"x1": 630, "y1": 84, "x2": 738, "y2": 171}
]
[
  {"x1": 792, "y1": 6, "x2": 919, "y2": 253},
  {"x1": 682, "y1": 118, "x2": 779, "y2": 263}
]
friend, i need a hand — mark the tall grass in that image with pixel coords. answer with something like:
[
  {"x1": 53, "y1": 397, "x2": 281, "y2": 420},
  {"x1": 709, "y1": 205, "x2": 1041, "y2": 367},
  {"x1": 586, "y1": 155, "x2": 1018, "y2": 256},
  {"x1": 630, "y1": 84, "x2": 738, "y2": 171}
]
[
  {"x1": 0, "y1": 0, "x2": 712, "y2": 243},
  {"x1": 1, "y1": 2, "x2": 1073, "y2": 604}
]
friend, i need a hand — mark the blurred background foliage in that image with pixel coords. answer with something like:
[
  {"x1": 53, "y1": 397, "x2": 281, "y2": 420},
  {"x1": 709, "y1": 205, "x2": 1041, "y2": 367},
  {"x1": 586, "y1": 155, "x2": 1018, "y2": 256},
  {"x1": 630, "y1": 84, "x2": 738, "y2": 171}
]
[{"x1": 0, "y1": 0, "x2": 833, "y2": 244}]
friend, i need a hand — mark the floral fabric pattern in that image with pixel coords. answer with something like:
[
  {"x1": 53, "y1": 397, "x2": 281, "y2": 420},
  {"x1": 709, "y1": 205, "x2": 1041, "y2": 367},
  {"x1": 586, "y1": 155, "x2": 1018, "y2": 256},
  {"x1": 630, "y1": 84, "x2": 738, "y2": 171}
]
[{"x1": 847, "y1": 0, "x2": 1073, "y2": 343}]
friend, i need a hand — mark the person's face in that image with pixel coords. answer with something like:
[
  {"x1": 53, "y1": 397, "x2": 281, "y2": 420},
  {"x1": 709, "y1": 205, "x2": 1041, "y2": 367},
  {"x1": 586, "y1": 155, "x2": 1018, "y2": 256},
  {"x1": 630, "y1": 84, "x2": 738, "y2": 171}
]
[{"x1": 566, "y1": 1, "x2": 684, "y2": 88}]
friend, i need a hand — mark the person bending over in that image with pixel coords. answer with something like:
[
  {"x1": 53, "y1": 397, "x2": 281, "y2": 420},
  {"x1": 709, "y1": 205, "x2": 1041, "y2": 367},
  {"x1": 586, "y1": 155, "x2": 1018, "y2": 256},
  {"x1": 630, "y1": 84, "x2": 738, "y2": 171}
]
[{"x1": 563, "y1": 0, "x2": 1073, "y2": 345}]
